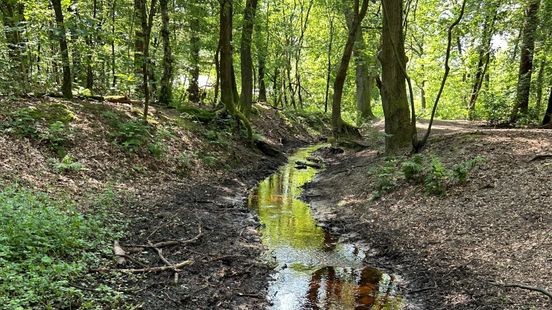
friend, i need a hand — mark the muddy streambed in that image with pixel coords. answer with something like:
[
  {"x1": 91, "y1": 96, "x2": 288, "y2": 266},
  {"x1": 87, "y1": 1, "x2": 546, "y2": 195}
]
[{"x1": 248, "y1": 146, "x2": 404, "y2": 309}]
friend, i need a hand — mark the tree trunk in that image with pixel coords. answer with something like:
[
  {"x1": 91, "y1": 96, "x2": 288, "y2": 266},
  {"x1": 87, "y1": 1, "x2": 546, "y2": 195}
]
[
  {"x1": 324, "y1": 14, "x2": 335, "y2": 113},
  {"x1": 141, "y1": 0, "x2": 158, "y2": 120},
  {"x1": 134, "y1": 0, "x2": 145, "y2": 96},
  {"x1": 159, "y1": 0, "x2": 173, "y2": 104},
  {"x1": 239, "y1": 0, "x2": 258, "y2": 117},
  {"x1": 219, "y1": 0, "x2": 252, "y2": 140},
  {"x1": 380, "y1": 0, "x2": 412, "y2": 154},
  {"x1": 111, "y1": 0, "x2": 117, "y2": 88},
  {"x1": 468, "y1": 6, "x2": 497, "y2": 120},
  {"x1": 86, "y1": 0, "x2": 98, "y2": 91},
  {"x1": 187, "y1": 2, "x2": 201, "y2": 103},
  {"x1": 352, "y1": 23, "x2": 375, "y2": 120},
  {"x1": 331, "y1": 0, "x2": 369, "y2": 137},
  {"x1": 0, "y1": 0, "x2": 28, "y2": 90},
  {"x1": 420, "y1": 80, "x2": 427, "y2": 109},
  {"x1": 258, "y1": 58, "x2": 267, "y2": 102},
  {"x1": 511, "y1": 0, "x2": 540, "y2": 122},
  {"x1": 535, "y1": 57, "x2": 546, "y2": 112},
  {"x1": 542, "y1": 88, "x2": 552, "y2": 125},
  {"x1": 51, "y1": 0, "x2": 72, "y2": 99}
]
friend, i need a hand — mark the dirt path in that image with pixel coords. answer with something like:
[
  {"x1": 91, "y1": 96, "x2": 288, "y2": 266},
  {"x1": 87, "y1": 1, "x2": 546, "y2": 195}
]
[{"x1": 304, "y1": 122, "x2": 552, "y2": 309}]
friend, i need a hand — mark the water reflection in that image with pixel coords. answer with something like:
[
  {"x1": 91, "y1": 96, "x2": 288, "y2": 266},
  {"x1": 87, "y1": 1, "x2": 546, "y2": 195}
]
[{"x1": 249, "y1": 146, "x2": 403, "y2": 309}]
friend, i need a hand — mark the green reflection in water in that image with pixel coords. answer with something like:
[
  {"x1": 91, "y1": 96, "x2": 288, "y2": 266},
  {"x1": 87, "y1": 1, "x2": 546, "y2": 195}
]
[{"x1": 250, "y1": 146, "x2": 325, "y2": 249}]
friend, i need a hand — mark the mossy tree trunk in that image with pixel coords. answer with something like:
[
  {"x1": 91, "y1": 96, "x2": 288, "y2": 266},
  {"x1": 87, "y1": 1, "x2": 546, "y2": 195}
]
[
  {"x1": 219, "y1": 0, "x2": 252, "y2": 140},
  {"x1": 380, "y1": 0, "x2": 412, "y2": 154}
]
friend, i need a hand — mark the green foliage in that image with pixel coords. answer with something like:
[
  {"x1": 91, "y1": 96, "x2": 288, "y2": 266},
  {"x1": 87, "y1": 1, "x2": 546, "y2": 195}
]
[
  {"x1": 1, "y1": 107, "x2": 39, "y2": 138},
  {"x1": 401, "y1": 154, "x2": 424, "y2": 181},
  {"x1": 40, "y1": 121, "x2": 73, "y2": 156},
  {"x1": 0, "y1": 186, "x2": 120, "y2": 309},
  {"x1": 372, "y1": 158, "x2": 400, "y2": 199},
  {"x1": 424, "y1": 157, "x2": 449, "y2": 195},
  {"x1": 113, "y1": 120, "x2": 152, "y2": 152},
  {"x1": 452, "y1": 156, "x2": 484, "y2": 184},
  {"x1": 48, "y1": 155, "x2": 84, "y2": 173},
  {"x1": 373, "y1": 155, "x2": 484, "y2": 198}
]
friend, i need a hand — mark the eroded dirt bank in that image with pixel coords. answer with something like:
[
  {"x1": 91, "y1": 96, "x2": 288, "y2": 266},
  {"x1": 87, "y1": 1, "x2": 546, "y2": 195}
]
[{"x1": 304, "y1": 129, "x2": 552, "y2": 309}]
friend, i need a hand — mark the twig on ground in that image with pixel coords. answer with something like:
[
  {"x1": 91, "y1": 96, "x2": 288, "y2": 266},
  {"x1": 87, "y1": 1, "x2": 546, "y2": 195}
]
[
  {"x1": 122, "y1": 223, "x2": 203, "y2": 249},
  {"x1": 491, "y1": 281, "x2": 552, "y2": 299},
  {"x1": 91, "y1": 260, "x2": 193, "y2": 273},
  {"x1": 528, "y1": 154, "x2": 552, "y2": 162},
  {"x1": 237, "y1": 292, "x2": 264, "y2": 299}
]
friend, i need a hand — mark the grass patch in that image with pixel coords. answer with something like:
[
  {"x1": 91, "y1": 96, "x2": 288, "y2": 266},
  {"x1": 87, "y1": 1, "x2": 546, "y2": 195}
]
[{"x1": 0, "y1": 185, "x2": 124, "y2": 309}]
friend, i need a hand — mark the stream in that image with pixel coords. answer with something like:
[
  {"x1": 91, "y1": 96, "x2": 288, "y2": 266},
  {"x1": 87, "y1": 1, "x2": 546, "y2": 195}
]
[{"x1": 248, "y1": 146, "x2": 404, "y2": 309}]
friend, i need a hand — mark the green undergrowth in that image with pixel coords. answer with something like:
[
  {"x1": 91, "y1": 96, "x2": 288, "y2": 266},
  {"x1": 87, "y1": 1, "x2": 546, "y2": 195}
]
[
  {"x1": 372, "y1": 154, "x2": 484, "y2": 199},
  {"x1": 0, "y1": 185, "x2": 126, "y2": 309}
]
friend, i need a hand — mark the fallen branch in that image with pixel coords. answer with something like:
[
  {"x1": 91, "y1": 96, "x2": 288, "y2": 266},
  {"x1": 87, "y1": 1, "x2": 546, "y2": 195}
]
[
  {"x1": 491, "y1": 282, "x2": 552, "y2": 299},
  {"x1": 91, "y1": 260, "x2": 193, "y2": 274},
  {"x1": 529, "y1": 154, "x2": 552, "y2": 162},
  {"x1": 122, "y1": 223, "x2": 203, "y2": 249}
]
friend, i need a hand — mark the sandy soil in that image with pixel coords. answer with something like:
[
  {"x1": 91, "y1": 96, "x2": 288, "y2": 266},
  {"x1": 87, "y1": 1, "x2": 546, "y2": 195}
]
[{"x1": 304, "y1": 126, "x2": 552, "y2": 309}]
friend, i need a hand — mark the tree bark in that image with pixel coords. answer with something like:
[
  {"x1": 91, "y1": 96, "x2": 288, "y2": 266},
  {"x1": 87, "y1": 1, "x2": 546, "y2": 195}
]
[
  {"x1": 535, "y1": 57, "x2": 546, "y2": 112},
  {"x1": 380, "y1": 0, "x2": 411, "y2": 153},
  {"x1": 239, "y1": 0, "x2": 259, "y2": 117},
  {"x1": 0, "y1": 0, "x2": 28, "y2": 90},
  {"x1": 159, "y1": 0, "x2": 173, "y2": 104},
  {"x1": 187, "y1": 1, "x2": 201, "y2": 103},
  {"x1": 51, "y1": 0, "x2": 73, "y2": 99},
  {"x1": 219, "y1": 0, "x2": 252, "y2": 140},
  {"x1": 141, "y1": 0, "x2": 158, "y2": 120},
  {"x1": 331, "y1": 0, "x2": 369, "y2": 138},
  {"x1": 511, "y1": 0, "x2": 540, "y2": 122},
  {"x1": 324, "y1": 14, "x2": 335, "y2": 114},
  {"x1": 542, "y1": 88, "x2": 552, "y2": 125},
  {"x1": 351, "y1": 19, "x2": 375, "y2": 120},
  {"x1": 134, "y1": 0, "x2": 145, "y2": 96}
]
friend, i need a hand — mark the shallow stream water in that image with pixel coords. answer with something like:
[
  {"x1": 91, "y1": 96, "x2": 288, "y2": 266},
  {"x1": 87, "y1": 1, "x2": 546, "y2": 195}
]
[{"x1": 248, "y1": 146, "x2": 403, "y2": 309}]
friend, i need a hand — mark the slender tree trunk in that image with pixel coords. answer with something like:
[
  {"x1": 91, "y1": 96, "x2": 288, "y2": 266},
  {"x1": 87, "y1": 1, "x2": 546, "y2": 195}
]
[
  {"x1": 214, "y1": 39, "x2": 221, "y2": 105},
  {"x1": 141, "y1": 0, "x2": 158, "y2": 120},
  {"x1": 542, "y1": 88, "x2": 552, "y2": 125},
  {"x1": 187, "y1": 2, "x2": 201, "y2": 103},
  {"x1": 511, "y1": 0, "x2": 540, "y2": 122},
  {"x1": 468, "y1": 6, "x2": 497, "y2": 120},
  {"x1": 324, "y1": 14, "x2": 335, "y2": 113},
  {"x1": 111, "y1": 0, "x2": 116, "y2": 88},
  {"x1": 51, "y1": 0, "x2": 72, "y2": 99},
  {"x1": 86, "y1": 0, "x2": 98, "y2": 90},
  {"x1": 535, "y1": 57, "x2": 546, "y2": 112},
  {"x1": 159, "y1": 0, "x2": 173, "y2": 104},
  {"x1": 0, "y1": 1, "x2": 28, "y2": 91},
  {"x1": 239, "y1": 0, "x2": 258, "y2": 117},
  {"x1": 134, "y1": 0, "x2": 145, "y2": 96},
  {"x1": 331, "y1": 0, "x2": 369, "y2": 137},
  {"x1": 380, "y1": 0, "x2": 412, "y2": 153},
  {"x1": 295, "y1": 0, "x2": 314, "y2": 110},
  {"x1": 258, "y1": 58, "x2": 267, "y2": 102},
  {"x1": 420, "y1": 80, "x2": 427, "y2": 109}
]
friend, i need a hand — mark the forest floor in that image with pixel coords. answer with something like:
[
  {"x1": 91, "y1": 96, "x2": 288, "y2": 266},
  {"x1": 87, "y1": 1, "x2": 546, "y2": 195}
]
[
  {"x1": 0, "y1": 96, "x2": 328, "y2": 309},
  {"x1": 304, "y1": 122, "x2": 552, "y2": 309}
]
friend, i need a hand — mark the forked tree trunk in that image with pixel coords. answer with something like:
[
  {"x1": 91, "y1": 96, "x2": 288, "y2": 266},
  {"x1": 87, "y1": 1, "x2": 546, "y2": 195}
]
[
  {"x1": 511, "y1": 0, "x2": 540, "y2": 122},
  {"x1": 331, "y1": 0, "x2": 369, "y2": 137},
  {"x1": 51, "y1": 0, "x2": 72, "y2": 99},
  {"x1": 219, "y1": 0, "x2": 252, "y2": 140}
]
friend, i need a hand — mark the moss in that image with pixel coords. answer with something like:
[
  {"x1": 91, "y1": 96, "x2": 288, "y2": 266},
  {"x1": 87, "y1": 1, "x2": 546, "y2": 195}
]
[{"x1": 34, "y1": 103, "x2": 76, "y2": 124}]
